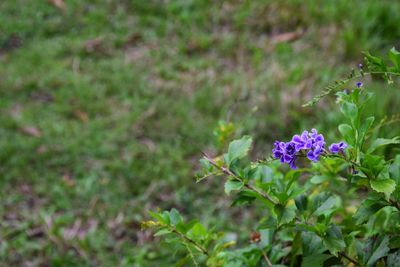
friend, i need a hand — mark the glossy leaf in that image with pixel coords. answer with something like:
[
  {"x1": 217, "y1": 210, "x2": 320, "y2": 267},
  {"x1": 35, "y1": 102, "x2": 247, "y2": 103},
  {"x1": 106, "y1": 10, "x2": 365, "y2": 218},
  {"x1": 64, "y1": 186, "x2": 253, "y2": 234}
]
[
  {"x1": 224, "y1": 179, "x2": 244, "y2": 195},
  {"x1": 370, "y1": 178, "x2": 396, "y2": 199},
  {"x1": 226, "y1": 136, "x2": 252, "y2": 165}
]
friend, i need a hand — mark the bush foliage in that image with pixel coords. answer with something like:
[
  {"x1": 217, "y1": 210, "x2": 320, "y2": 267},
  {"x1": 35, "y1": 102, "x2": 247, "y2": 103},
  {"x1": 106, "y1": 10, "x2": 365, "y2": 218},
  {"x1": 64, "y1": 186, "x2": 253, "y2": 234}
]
[{"x1": 144, "y1": 49, "x2": 400, "y2": 266}]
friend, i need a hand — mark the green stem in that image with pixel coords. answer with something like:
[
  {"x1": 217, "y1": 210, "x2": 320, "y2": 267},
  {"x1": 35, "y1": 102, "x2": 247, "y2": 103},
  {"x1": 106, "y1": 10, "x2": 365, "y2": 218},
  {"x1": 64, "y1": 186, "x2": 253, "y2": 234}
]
[
  {"x1": 303, "y1": 70, "x2": 400, "y2": 107},
  {"x1": 184, "y1": 242, "x2": 200, "y2": 267},
  {"x1": 170, "y1": 228, "x2": 209, "y2": 256},
  {"x1": 202, "y1": 152, "x2": 278, "y2": 205},
  {"x1": 338, "y1": 252, "x2": 360, "y2": 266}
]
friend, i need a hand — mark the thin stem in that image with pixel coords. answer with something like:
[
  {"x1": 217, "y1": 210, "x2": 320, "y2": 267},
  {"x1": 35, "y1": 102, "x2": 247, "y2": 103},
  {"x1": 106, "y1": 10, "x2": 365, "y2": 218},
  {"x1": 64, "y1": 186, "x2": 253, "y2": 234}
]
[
  {"x1": 303, "y1": 70, "x2": 400, "y2": 107},
  {"x1": 171, "y1": 228, "x2": 209, "y2": 256},
  {"x1": 258, "y1": 244, "x2": 273, "y2": 267},
  {"x1": 338, "y1": 252, "x2": 360, "y2": 266},
  {"x1": 202, "y1": 152, "x2": 278, "y2": 205},
  {"x1": 184, "y1": 242, "x2": 200, "y2": 267}
]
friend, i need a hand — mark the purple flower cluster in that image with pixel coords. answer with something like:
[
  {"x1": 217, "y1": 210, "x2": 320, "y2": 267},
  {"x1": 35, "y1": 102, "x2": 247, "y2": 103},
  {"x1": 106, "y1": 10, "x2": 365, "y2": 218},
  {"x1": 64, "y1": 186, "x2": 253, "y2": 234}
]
[
  {"x1": 272, "y1": 129, "x2": 326, "y2": 169},
  {"x1": 272, "y1": 129, "x2": 348, "y2": 169}
]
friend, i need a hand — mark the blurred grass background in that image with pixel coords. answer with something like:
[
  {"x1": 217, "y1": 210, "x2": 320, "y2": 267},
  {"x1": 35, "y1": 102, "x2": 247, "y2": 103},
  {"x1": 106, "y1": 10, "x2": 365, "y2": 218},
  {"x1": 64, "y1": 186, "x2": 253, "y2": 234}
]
[{"x1": 0, "y1": 0, "x2": 399, "y2": 266}]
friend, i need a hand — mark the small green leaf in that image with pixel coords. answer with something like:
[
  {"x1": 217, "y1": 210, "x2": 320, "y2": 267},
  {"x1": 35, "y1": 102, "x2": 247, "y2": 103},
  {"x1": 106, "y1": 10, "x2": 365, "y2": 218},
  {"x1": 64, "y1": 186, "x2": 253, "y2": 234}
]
[
  {"x1": 154, "y1": 228, "x2": 171, "y2": 236},
  {"x1": 322, "y1": 225, "x2": 346, "y2": 256},
  {"x1": 338, "y1": 124, "x2": 354, "y2": 145},
  {"x1": 313, "y1": 196, "x2": 338, "y2": 217},
  {"x1": 255, "y1": 165, "x2": 274, "y2": 183},
  {"x1": 295, "y1": 195, "x2": 308, "y2": 213},
  {"x1": 226, "y1": 136, "x2": 252, "y2": 165},
  {"x1": 353, "y1": 197, "x2": 387, "y2": 224},
  {"x1": 340, "y1": 102, "x2": 358, "y2": 126},
  {"x1": 302, "y1": 254, "x2": 333, "y2": 267},
  {"x1": 310, "y1": 175, "x2": 328, "y2": 184},
  {"x1": 224, "y1": 179, "x2": 244, "y2": 195},
  {"x1": 367, "y1": 236, "x2": 390, "y2": 266},
  {"x1": 302, "y1": 231, "x2": 325, "y2": 256},
  {"x1": 388, "y1": 47, "x2": 400, "y2": 70},
  {"x1": 361, "y1": 154, "x2": 385, "y2": 178},
  {"x1": 389, "y1": 155, "x2": 400, "y2": 183},
  {"x1": 364, "y1": 51, "x2": 387, "y2": 72},
  {"x1": 169, "y1": 209, "x2": 183, "y2": 226},
  {"x1": 231, "y1": 190, "x2": 256, "y2": 206},
  {"x1": 274, "y1": 204, "x2": 296, "y2": 225},
  {"x1": 367, "y1": 137, "x2": 400, "y2": 153},
  {"x1": 387, "y1": 251, "x2": 400, "y2": 267},
  {"x1": 370, "y1": 179, "x2": 396, "y2": 199},
  {"x1": 359, "y1": 116, "x2": 375, "y2": 145},
  {"x1": 186, "y1": 222, "x2": 207, "y2": 240}
]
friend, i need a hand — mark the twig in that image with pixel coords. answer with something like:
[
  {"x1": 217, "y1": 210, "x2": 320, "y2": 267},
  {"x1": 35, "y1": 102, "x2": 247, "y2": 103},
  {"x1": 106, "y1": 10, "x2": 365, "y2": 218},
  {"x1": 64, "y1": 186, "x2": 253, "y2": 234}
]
[
  {"x1": 339, "y1": 252, "x2": 360, "y2": 266},
  {"x1": 258, "y1": 245, "x2": 273, "y2": 267},
  {"x1": 202, "y1": 152, "x2": 277, "y2": 205},
  {"x1": 171, "y1": 228, "x2": 209, "y2": 256},
  {"x1": 303, "y1": 71, "x2": 400, "y2": 107},
  {"x1": 184, "y1": 242, "x2": 200, "y2": 267}
]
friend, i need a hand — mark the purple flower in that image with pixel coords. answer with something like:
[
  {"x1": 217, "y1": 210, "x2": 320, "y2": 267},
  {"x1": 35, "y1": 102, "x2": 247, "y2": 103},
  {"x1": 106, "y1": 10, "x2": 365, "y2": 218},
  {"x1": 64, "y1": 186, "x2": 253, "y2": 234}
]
[
  {"x1": 272, "y1": 129, "x2": 327, "y2": 169},
  {"x1": 356, "y1": 82, "x2": 363, "y2": 88},
  {"x1": 329, "y1": 141, "x2": 348, "y2": 154},
  {"x1": 310, "y1": 128, "x2": 325, "y2": 145},
  {"x1": 307, "y1": 144, "x2": 323, "y2": 162},
  {"x1": 273, "y1": 141, "x2": 298, "y2": 169},
  {"x1": 291, "y1": 130, "x2": 312, "y2": 151},
  {"x1": 272, "y1": 141, "x2": 285, "y2": 161},
  {"x1": 358, "y1": 63, "x2": 363, "y2": 69}
]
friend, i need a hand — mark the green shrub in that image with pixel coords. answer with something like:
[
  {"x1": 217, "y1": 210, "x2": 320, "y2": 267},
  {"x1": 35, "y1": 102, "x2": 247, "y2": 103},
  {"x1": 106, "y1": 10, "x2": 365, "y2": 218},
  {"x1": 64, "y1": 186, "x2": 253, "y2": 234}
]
[{"x1": 144, "y1": 48, "x2": 400, "y2": 266}]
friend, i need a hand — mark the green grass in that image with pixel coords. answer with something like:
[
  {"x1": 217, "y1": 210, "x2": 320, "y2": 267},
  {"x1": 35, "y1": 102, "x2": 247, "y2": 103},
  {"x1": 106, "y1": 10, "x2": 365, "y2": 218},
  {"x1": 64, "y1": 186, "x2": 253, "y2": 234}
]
[{"x1": 1, "y1": 0, "x2": 400, "y2": 266}]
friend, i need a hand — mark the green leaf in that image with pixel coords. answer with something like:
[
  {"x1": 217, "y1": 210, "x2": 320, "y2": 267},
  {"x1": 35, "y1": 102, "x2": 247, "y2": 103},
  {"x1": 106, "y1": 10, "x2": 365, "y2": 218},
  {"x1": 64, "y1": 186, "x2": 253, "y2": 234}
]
[
  {"x1": 295, "y1": 195, "x2": 308, "y2": 214},
  {"x1": 340, "y1": 102, "x2": 358, "y2": 126},
  {"x1": 169, "y1": 208, "x2": 183, "y2": 226},
  {"x1": 231, "y1": 190, "x2": 257, "y2": 206},
  {"x1": 338, "y1": 124, "x2": 354, "y2": 145},
  {"x1": 274, "y1": 204, "x2": 296, "y2": 225},
  {"x1": 359, "y1": 116, "x2": 375, "y2": 145},
  {"x1": 226, "y1": 136, "x2": 252, "y2": 165},
  {"x1": 302, "y1": 231, "x2": 325, "y2": 256},
  {"x1": 148, "y1": 210, "x2": 165, "y2": 223},
  {"x1": 186, "y1": 222, "x2": 207, "y2": 240},
  {"x1": 367, "y1": 137, "x2": 400, "y2": 153},
  {"x1": 313, "y1": 195, "x2": 338, "y2": 217},
  {"x1": 255, "y1": 165, "x2": 274, "y2": 183},
  {"x1": 389, "y1": 155, "x2": 400, "y2": 184},
  {"x1": 370, "y1": 179, "x2": 396, "y2": 199},
  {"x1": 388, "y1": 47, "x2": 400, "y2": 70},
  {"x1": 310, "y1": 175, "x2": 328, "y2": 184},
  {"x1": 353, "y1": 197, "x2": 387, "y2": 224},
  {"x1": 154, "y1": 228, "x2": 171, "y2": 236},
  {"x1": 322, "y1": 225, "x2": 346, "y2": 256},
  {"x1": 366, "y1": 236, "x2": 390, "y2": 266},
  {"x1": 224, "y1": 179, "x2": 244, "y2": 195},
  {"x1": 302, "y1": 254, "x2": 333, "y2": 267},
  {"x1": 364, "y1": 51, "x2": 387, "y2": 72},
  {"x1": 361, "y1": 154, "x2": 385, "y2": 178},
  {"x1": 387, "y1": 251, "x2": 400, "y2": 267}
]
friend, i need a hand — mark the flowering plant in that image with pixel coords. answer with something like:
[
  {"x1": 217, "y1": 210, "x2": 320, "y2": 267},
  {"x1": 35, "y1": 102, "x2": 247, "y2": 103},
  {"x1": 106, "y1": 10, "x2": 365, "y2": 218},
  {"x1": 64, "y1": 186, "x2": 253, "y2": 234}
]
[
  {"x1": 142, "y1": 48, "x2": 400, "y2": 266},
  {"x1": 272, "y1": 128, "x2": 346, "y2": 169}
]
